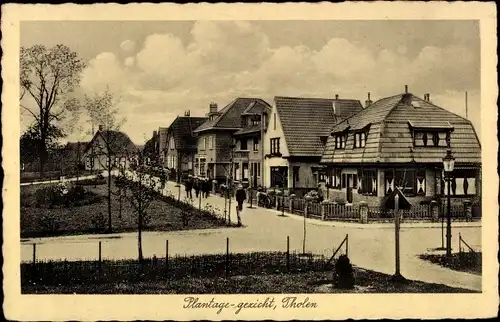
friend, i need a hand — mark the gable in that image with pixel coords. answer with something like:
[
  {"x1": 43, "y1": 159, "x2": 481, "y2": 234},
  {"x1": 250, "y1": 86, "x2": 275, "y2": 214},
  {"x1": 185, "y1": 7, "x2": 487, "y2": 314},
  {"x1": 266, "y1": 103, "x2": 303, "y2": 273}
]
[{"x1": 263, "y1": 102, "x2": 290, "y2": 157}]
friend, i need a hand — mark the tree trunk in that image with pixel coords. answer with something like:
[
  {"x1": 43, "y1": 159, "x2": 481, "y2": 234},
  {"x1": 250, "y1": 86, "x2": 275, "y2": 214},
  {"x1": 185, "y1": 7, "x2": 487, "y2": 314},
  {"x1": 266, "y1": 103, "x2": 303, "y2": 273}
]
[
  {"x1": 138, "y1": 206, "x2": 143, "y2": 262},
  {"x1": 107, "y1": 156, "x2": 112, "y2": 233}
]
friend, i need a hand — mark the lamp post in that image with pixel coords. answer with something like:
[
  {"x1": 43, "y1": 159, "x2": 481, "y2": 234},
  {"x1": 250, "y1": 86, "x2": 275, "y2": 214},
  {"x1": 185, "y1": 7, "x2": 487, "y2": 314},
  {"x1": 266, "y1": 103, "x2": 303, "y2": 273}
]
[{"x1": 442, "y1": 148, "x2": 455, "y2": 258}]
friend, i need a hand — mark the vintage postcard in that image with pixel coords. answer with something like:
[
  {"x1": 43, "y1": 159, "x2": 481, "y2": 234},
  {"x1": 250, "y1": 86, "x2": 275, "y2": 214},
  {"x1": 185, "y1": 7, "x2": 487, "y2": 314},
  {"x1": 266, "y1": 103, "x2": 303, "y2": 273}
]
[{"x1": 2, "y1": 2, "x2": 499, "y2": 320}]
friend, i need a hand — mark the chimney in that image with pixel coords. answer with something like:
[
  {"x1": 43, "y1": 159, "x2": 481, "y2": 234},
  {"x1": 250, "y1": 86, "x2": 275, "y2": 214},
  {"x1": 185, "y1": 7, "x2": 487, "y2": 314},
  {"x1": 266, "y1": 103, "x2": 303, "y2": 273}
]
[
  {"x1": 365, "y1": 92, "x2": 373, "y2": 108},
  {"x1": 98, "y1": 125, "x2": 104, "y2": 132},
  {"x1": 335, "y1": 94, "x2": 339, "y2": 100},
  {"x1": 209, "y1": 102, "x2": 218, "y2": 114},
  {"x1": 426, "y1": 93, "x2": 431, "y2": 102},
  {"x1": 405, "y1": 85, "x2": 408, "y2": 93},
  {"x1": 153, "y1": 130, "x2": 157, "y2": 138},
  {"x1": 185, "y1": 110, "x2": 191, "y2": 117}
]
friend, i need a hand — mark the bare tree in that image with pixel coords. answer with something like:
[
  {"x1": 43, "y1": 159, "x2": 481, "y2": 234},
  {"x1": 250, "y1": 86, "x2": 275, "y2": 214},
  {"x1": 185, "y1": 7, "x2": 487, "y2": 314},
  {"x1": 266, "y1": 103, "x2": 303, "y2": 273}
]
[
  {"x1": 20, "y1": 44, "x2": 86, "y2": 176},
  {"x1": 117, "y1": 152, "x2": 167, "y2": 261},
  {"x1": 84, "y1": 88, "x2": 127, "y2": 233}
]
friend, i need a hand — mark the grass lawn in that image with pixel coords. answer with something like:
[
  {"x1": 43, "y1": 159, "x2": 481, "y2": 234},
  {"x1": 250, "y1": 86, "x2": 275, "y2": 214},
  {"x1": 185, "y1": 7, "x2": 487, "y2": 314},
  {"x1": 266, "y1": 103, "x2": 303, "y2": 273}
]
[
  {"x1": 22, "y1": 267, "x2": 475, "y2": 294},
  {"x1": 22, "y1": 252, "x2": 476, "y2": 294},
  {"x1": 21, "y1": 179, "x2": 229, "y2": 238},
  {"x1": 419, "y1": 252, "x2": 482, "y2": 275}
]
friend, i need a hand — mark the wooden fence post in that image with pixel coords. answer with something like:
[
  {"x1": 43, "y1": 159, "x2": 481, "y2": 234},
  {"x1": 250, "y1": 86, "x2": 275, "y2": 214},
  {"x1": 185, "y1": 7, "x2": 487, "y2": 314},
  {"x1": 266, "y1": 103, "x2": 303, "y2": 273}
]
[
  {"x1": 166, "y1": 240, "x2": 169, "y2": 278},
  {"x1": 346, "y1": 234, "x2": 349, "y2": 257},
  {"x1": 225, "y1": 237, "x2": 230, "y2": 277},
  {"x1": 98, "y1": 241, "x2": 102, "y2": 275},
  {"x1": 32, "y1": 243, "x2": 36, "y2": 265},
  {"x1": 286, "y1": 236, "x2": 290, "y2": 271}
]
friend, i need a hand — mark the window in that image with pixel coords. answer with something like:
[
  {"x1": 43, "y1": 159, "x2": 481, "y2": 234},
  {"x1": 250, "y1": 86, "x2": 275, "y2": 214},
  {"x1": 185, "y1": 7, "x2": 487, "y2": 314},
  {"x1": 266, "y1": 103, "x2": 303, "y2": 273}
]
[
  {"x1": 335, "y1": 133, "x2": 347, "y2": 149},
  {"x1": 414, "y1": 131, "x2": 449, "y2": 147},
  {"x1": 208, "y1": 136, "x2": 214, "y2": 149},
  {"x1": 270, "y1": 166, "x2": 288, "y2": 188},
  {"x1": 443, "y1": 169, "x2": 477, "y2": 197},
  {"x1": 200, "y1": 137, "x2": 206, "y2": 150},
  {"x1": 270, "y1": 138, "x2": 280, "y2": 155},
  {"x1": 330, "y1": 169, "x2": 342, "y2": 189},
  {"x1": 199, "y1": 158, "x2": 206, "y2": 176},
  {"x1": 240, "y1": 138, "x2": 248, "y2": 151},
  {"x1": 293, "y1": 166, "x2": 300, "y2": 183},
  {"x1": 354, "y1": 132, "x2": 367, "y2": 148},
  {"x1": 257, "y1": 162, "x2": 261, "y2": 177},
  {"x1": 358, "y1": 169, "x2": 377, "y2": 195},
  {"x1": 384, "y1": 169, "x2": 426, "y2": 196},
  {"x1": 253, "y1": 138, "x2": 259, "y2": 151},
  {"x1": 242, "y1": 163, "x2": 249, "y2": 180},
  {"x1": 273, "y1": 114, "x2": 276, "y2": 130}
]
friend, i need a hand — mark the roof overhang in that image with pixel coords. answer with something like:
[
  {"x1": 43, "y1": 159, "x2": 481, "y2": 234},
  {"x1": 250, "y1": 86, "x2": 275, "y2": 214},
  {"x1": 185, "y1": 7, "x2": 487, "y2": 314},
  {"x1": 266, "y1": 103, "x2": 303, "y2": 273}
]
[{"x1": 408, "y1": 120, "x2": 454, "y2": 131}]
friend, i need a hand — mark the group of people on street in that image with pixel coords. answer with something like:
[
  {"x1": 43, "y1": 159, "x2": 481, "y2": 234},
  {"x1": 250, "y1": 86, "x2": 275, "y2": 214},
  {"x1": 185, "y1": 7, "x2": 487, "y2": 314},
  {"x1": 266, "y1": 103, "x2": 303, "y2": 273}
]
[{"x1": 184, "y1": 175, "x2": 212, "y2": 199}]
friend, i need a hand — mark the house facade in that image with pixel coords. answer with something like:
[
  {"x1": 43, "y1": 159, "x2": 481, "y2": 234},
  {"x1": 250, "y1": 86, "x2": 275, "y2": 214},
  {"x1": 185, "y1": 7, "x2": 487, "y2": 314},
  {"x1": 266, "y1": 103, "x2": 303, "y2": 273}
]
[
  {"x1": 164, "y1": 113, "x2": 207, "y2": 180},
  {"x1": 193, "y1": 98, "x2": 271, "y2": 183},
  {"x1": 263, "y1": 95, "x2": 364, "y2": 193},
  {"x1": 83, "y1": 126, "x2": 138, "y2": 171},
  {"x1": 320, "y1": 90, "x2": 482, "y2": 207},
  {"x1": 157, "y1": 126, "x2": 169, "y2": 166}
]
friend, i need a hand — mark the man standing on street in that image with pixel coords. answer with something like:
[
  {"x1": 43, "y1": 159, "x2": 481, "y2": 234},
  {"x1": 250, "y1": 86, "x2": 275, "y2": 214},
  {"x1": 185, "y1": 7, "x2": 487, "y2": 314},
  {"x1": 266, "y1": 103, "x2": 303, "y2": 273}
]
[
  {"x1": 185, "y1": 175, "x2": 194, "y2": 199},
  {"x1": 235, "y1": 182, "x2": 246, "y2": 227}
]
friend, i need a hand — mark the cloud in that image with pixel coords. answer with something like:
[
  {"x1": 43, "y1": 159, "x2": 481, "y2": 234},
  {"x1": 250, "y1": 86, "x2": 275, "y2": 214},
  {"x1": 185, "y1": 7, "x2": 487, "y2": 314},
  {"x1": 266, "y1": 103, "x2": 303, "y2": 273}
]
[
  {"x1": 124, "y1": 57, "x2": 135, "y2": 67},
  {"x1": 77, "y1": 21, "x2": 480, "y2": 143},
  {"x1": 120, "y1": 39, "x2": 136, "y2": 52}
]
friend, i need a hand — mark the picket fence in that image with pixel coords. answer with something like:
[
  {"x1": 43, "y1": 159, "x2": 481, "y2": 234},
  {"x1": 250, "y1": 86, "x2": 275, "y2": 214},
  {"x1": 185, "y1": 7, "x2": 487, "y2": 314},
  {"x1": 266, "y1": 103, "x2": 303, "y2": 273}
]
[{"x1": 274, "y1": 196, "x2": 479, "y2": 222}]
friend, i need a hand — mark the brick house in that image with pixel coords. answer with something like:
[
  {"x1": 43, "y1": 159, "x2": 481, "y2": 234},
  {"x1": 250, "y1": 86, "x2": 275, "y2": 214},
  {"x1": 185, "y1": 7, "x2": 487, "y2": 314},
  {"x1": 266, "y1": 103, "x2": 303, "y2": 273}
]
[
  {"x1": 82, "y1": 125, "x2": 138, "y2": 171},
  {"x1": 263, "y1": 95, "x2": 364, "y2": 193},
  {"x1": 163, "y1": 113, "x2": 207, "y2": 180},
  {"x1": 320, "y1": 89, "x2": 481, "y2": 207},
  {"x1": 193, "y1": 98, "x2": 272, "y2": 182}
]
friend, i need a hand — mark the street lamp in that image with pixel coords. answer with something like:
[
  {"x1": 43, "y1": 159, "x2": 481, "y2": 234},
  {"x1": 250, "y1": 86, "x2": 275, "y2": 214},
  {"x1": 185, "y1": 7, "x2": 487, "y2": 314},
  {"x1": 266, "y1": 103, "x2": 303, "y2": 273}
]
[{"x1": 442, "y1": 148, "x2": 455, "y2": 258}]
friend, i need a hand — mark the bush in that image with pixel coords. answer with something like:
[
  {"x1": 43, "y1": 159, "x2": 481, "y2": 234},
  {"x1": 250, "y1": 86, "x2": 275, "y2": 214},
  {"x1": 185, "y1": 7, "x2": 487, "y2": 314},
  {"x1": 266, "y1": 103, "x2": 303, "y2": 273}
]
[
  {"x1": 38, "y1": 210, "x2": 61, "y2": 234},
  {"x1": 334, "y1": 255, "x2": 355, "y2": 289},
  {"x1": 333, "y1": 197, "x2": 346, "y2": 205},
  {"x1": 90, "y1": 212, "x2": 107, "y2": 232}
]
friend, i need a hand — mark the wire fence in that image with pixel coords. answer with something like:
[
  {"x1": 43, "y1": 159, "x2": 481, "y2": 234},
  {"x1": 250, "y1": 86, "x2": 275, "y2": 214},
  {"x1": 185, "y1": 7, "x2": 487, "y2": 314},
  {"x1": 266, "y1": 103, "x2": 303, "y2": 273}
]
[{"x1": 23, "y1": 235, "x2": 349, "y2": 286}]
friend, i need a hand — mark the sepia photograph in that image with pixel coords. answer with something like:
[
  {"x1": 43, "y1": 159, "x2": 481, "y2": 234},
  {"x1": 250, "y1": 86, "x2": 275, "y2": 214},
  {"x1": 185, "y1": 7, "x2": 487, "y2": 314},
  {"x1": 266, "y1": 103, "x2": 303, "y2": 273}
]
[{"x1": 2, "y1": 2, "x2": 498, "y2": 321}]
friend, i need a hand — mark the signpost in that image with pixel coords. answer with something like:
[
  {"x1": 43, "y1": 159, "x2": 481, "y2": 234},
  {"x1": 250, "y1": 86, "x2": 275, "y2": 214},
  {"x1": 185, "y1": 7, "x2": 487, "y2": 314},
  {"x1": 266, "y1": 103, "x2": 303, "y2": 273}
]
[{"x1": 383, "y1": 186, "x2": 409, "y2": 283}]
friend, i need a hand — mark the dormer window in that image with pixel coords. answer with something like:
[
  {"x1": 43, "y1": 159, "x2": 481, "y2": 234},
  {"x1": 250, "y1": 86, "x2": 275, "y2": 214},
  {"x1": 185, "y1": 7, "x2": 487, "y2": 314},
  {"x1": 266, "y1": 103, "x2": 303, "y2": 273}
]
[
  {"x1": 414, "y1": 131, "x2": 449, "y2": 147},
  {"x1": 354, "y1": 132, "x2": 367, "y2": 148},
  {"x1": 335, "y1": 133, "x2": 347, "y2": 149}
]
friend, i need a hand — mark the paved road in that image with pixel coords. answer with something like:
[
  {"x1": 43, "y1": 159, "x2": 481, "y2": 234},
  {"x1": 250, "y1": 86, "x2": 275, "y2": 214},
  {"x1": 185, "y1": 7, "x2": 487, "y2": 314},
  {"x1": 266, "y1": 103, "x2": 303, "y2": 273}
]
[{"x1": 21, "y1": 173, "x2": 482, "y2": 292}]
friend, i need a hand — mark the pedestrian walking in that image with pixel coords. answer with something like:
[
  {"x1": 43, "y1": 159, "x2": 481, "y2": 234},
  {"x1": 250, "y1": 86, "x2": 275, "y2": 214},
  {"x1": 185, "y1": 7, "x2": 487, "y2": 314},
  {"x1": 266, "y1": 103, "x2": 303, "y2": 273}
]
[
  {"x1": 200, "y1": 178, "x2": 207, "y2": 198},
  {"x1": 235, "y1": 182, "x2": 246, "y2": 227},
  {"x1": 193, "y1": 177, "x2": 200, "y2": 198},
  {"x1": 317, "y1": 183, "x2": 324, "y2": 203},
  {"x1": 185, "y1": 175, "x2": 194, "y2": 199}
]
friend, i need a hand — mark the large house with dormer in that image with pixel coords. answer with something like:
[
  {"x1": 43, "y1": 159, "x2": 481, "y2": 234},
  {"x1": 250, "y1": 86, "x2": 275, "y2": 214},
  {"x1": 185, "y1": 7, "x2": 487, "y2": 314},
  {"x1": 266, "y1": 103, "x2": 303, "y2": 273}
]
[
  {"x1": 193, "y1": 98, "x2": 272, "y2": 183},
  {"x1": 320, "y1": 88, "x2": 482, "y2": 207},
  {"x1": 263, "y1": 95, "x2": 364, "y2": 193}
]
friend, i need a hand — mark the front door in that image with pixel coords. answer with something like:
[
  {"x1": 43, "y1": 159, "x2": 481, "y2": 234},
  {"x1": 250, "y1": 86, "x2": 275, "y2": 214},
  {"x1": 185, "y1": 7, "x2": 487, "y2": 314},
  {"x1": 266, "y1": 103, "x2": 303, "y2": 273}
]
[
  {"x1": 252, "y1": 163, "x2": 258, "y2": 187},
  {"x1": 346, "y1": 174, "x2": 354, "y2": 203}
]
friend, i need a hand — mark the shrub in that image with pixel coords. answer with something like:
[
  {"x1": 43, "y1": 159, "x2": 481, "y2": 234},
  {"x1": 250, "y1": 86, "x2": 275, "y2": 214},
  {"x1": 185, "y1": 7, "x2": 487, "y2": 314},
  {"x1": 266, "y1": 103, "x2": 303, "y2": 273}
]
[
  {"x1": 334, "y1": 254, "x2": 355, "y2": 289},
  {"x1": 333, "y1": 196, "x2": 346, "y2": 205},
  {"x1": 90, "y1": 212, "x2": 107, "y2": 232},
  {"x1": 38, "y1": 210, "x2": 61, "y2": 234}
]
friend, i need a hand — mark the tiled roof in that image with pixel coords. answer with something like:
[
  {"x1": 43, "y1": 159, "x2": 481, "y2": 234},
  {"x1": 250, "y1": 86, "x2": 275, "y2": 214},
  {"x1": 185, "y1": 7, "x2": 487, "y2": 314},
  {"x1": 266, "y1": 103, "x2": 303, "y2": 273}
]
[
  {"x1": 194, "y1": 98, "x2": 271, "y2": 133},
  {"x1": 233, "y1": 124, "x2": 262, "y2": 136},
  {"x1": 84, "y1": 130, "x2": 138, "y2": 156},
  {"x1": 275, "y1": 96, "x2": 364, "y2": 157},
  {"x1": 321, "y1": 93, "x2": 481, "y2": 165},
  {"x1": 169, "y1": 116, "x2": 208, "y2": 151}
]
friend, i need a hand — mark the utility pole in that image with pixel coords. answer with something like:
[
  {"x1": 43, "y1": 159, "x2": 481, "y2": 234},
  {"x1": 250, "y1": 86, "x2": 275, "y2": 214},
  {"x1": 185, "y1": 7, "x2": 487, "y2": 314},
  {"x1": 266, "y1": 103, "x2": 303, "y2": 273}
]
[
  {"x1": 228, "y1": 143, "x2": 235, "y2": 225},
  {"x1": 465, "y1": 91, "x2": 468, "y2": 119}
]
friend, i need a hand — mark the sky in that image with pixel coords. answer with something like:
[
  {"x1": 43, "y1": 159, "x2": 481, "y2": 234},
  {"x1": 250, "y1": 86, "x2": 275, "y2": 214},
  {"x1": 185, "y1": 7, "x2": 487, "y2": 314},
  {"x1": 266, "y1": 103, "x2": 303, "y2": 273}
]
[{"x1": 20, "y1": 20, "x2": 481, "y2": 144}]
